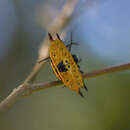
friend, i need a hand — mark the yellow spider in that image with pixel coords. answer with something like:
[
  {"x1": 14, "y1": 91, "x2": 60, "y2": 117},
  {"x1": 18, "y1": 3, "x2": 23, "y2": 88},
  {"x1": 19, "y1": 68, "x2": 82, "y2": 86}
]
[{"x1": 39, "y1": 33, "x2": 88, "y2": 97}]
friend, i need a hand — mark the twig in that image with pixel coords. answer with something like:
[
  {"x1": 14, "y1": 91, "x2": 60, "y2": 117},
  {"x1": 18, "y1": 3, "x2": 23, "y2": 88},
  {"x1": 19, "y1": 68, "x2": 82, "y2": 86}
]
[
  {"x1": 30, "y1": 63, "x2": 130, "y2": 91},
  {"x1": 0, "y1": 63, "x2": 130, "y2": 112},
  {"x1": 83, "y1": 63, "x2": 130, "y2": 78}
]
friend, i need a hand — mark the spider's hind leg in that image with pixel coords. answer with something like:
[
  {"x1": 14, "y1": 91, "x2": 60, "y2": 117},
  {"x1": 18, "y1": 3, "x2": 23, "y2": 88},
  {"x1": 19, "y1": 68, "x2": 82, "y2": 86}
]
[
  {"x1": 78, "y1": 89, "x2": 84, "y2": 98},
  {"x1": 84, "y1": 83, "x2": 88, "y2": 92}
]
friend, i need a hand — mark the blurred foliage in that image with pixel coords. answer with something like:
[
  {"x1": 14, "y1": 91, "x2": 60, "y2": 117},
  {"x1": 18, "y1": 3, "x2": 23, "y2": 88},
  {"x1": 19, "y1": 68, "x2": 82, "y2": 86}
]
[{"x1": 0, "y1": 0, "x2": 130, "y2": 130}]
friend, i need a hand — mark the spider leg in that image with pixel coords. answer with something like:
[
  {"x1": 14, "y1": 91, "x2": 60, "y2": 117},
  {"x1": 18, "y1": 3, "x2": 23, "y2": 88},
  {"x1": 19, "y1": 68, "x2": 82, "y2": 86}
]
[
  {"x1": 79, "y1": 70, "x2": 84, "y2": 74},
  {"x1": 38, "y1": 56, "x2": 50, "y2": 63},
  {"x1": 66, "y1": 42, "x2": 79, "y2": 52},
  {"x1": 84, "y1": 83, "x2": 88, "y2": 92},
  {"x1": 78, "y1": 89, "x2": 84, "y2": 98},
  {"x1": 68, "y1": 32, "x2": 73, "y2": 52},
  {"x1": 72, "y1": 55, "x2": 84, "y2": 74},
  {"x1": 66, "y1": 32, "x2": 79, "y2": 52}
]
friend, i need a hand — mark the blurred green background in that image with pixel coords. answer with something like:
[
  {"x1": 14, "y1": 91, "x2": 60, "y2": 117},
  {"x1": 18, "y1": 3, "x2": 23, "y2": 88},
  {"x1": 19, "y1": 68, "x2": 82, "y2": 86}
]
[{"x1": 0, "y1": 0, "x2": 130, "y2": 130}]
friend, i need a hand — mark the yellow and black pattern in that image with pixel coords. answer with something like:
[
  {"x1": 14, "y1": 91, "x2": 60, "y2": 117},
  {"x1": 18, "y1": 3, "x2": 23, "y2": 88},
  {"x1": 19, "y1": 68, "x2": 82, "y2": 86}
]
[{"x1": 48, "y1": 33, "x2": 88, "y2": 97}]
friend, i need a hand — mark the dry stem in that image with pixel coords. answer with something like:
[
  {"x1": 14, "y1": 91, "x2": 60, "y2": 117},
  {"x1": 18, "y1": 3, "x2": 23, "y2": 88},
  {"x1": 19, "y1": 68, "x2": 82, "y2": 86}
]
[{"x1": 0, "y1": 63, "x2": 130, "y2": 112}]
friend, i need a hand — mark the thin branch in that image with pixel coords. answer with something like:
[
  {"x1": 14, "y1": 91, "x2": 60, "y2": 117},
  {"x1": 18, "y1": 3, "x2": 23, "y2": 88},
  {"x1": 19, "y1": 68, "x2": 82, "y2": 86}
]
[
  {"x1": 0, "y1": 63, "x2": 130, "y2": 112},
  {"x1": 83, "y1": 63, "x2": 130, "y2": 78},
  {"x1": 30, "y1": 63, "x2": 130, "y2": 91}
]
